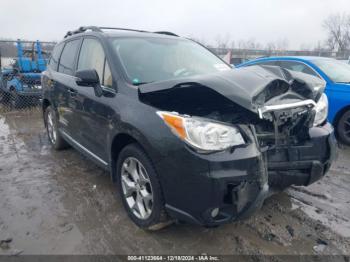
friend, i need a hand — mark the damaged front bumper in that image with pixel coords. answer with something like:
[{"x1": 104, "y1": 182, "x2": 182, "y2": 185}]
[
  {"x1": 268, "y1": 123, "x2": 337, "y2": 190},
  {"x1": 161, "y1": 123, "x2": 337, "y2": 226}
]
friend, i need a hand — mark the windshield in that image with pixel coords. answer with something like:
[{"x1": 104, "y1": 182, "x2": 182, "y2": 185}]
[
  {"x1": 110, "y1": 37, "x2": 231, "y2": 84},
  {"x1": 312, "y1": 59, "x2": 350, "y2": 83}
]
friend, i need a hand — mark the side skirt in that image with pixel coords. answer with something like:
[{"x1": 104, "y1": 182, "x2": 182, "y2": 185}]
[{"x1": 60, "y1": 130, "x2": 110, "y2": 171}]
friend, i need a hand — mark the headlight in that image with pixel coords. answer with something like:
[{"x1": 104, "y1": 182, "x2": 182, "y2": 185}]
[
  {"x1": 313, "y1": 93, "x2": 328, "y2": 126},
  {"x1": 157, "y1": 111, "x2": 245, "y2": 151}
]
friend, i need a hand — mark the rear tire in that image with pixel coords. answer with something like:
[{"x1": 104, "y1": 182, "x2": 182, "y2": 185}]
[
  {"x1": 0, "y1": 89, "x2": 7, "y2": 103},
  {"x1": 10, "y1": 89, "x2": 22, "y2": 109},
  {"x1": 44, "y1": 106, "x2": 69, "y2": 150},
  {"x1": 116, "y1": 143, "x2": 172, "y2": 230},
  {"x1": 336, "y1": 110, "x2": 350, "y2": 146}
]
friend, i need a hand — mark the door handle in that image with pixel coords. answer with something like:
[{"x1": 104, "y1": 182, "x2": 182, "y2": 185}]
[
  {"x1": 68, "y1": 88, "x2": 78, "y2": 97},
  {"x1": 48, "y1": 79, "x2": 56, "y2": 87}
]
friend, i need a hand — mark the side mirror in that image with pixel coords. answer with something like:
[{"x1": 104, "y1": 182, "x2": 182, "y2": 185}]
[{"x1": 75, "y1": 69, "x2": 103, "y2": 97}]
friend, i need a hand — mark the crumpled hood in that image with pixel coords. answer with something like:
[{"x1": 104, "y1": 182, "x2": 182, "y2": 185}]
[{"x1": 139, "y1": 65, "x2": 326, "y2": 114}]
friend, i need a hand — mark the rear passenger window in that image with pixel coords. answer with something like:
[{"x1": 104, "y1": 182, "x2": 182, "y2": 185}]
[
  {"x1": 77, "y1": 38, "x2": 113, "y2": 87},
  {"x1": 58, "y1": 39, "x2": 80, "y2": 75},
  {"x1": 49, "y1": 43, "x2": 64, "y2": 71}
]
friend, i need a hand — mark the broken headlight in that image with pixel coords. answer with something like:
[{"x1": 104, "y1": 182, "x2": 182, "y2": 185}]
[
  {"x1": 157, "y1": 111, "x2": 245, "y2": 151},
  {"x1": 313, "y1": 93, "x2": 328, "y2": 126}
]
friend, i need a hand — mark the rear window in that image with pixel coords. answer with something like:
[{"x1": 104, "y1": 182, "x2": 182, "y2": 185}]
[{"x1": 58, "y1": 39, "x2": 80, "y2": 75}]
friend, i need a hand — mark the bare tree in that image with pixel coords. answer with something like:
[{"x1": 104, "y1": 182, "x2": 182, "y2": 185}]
[
  {"x1": 323, "y1": 13, "x2": 350, "y2": 51},
  {"x1": 215, "y1": 34, "x2": 231, "y2": 49},
  {"x1": 313, "y1": 41, "x2": 326, "y2": 52},
  {"x1": 229, "y1": 40, "x2": 236, "y2": 50},
  {"x1": 265, "y1": 42, "x2": 275, "y2": 50},
  {"x1": 300, "y1": 43, "x2": 312, "y2": 51},
  {"x1": 236, "y1": 39, "x2": 263, "y2": 50},
  {"x1": 275, "y1": 38, "x2": 289, "y2": 51}
]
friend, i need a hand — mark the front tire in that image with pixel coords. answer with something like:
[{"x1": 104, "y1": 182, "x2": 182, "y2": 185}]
[
  {"x1": 336, "y1": 110, "x2": 350, "y2": 146},
  {"x1": 116, "y1": 143, "x2": 171, "y2": 230},
  {"x1": 44, "y1": 106, "x2": 69, "y2": 150}
]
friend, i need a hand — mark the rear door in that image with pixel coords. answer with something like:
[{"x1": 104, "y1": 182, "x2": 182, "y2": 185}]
[
  {"x1": 71, "y1": 37, "x2": 115, "y2": 161},
  {"x1": 53, "y1": 38, "x2": 82, "y2": 138}
]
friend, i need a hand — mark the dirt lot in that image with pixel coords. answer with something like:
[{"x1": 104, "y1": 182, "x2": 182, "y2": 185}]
[{"x1": 0, "y1": 110, "x2": 349, "y2": 257}]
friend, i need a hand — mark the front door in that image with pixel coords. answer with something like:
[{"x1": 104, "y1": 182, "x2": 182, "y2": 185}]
[{"x1": 71, "y1": 37, "x2": 115, "y2": 161}]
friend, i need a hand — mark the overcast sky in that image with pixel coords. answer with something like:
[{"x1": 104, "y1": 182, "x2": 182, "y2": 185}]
[{"x1": 1, "y1": 0, "x2": 350, "y2": 49}]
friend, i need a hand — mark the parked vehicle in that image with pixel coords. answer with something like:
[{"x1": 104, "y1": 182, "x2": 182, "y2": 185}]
[
  {"x1": 42, "y1": 27, "x2": 336, "y2": 230},
  {"x1": 238, "y1": 56, "x2": 350, "y2": 145},
  {"x1": 0, "y1": 40, "x2": 47, "y2": 107}
]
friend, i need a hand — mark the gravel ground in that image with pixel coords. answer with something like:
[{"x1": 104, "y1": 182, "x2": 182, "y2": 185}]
[{"x1": 0, "y1": 110, "x2": 349, "y2": 257}]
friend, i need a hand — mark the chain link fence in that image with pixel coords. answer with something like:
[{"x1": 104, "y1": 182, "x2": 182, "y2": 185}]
[{"x1": 0, "y1": 40, "x2": 55, "y2": 113}]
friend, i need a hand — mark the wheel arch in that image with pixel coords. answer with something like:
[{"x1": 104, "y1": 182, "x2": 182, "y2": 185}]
[
  {"x1": 42, "y1": 98, "x2": 51, "y2": 126},
  {"x1": 332, "y1": 105, "x2": 350, "y2": 130},
  {"x1": 110, "y1": 133, "x2": 147, "y2": 182}
]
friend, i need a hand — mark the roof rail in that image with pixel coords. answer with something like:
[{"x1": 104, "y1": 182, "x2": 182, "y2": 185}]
[
  {"x1": 99, "y1": 27, "x2": 149, "y2": 33},
  {"x1": 64, "y1": 26, "x2": 179, "y2": 38},
  {"x1": 64, "y1": 26, "x2": 102, "y2": 38},
  {"x1": 153, "y1": 31, "x2": 178, "y2": 37}
]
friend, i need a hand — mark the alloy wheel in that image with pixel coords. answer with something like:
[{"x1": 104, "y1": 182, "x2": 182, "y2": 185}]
[
  {"x1": 121, "y1": 157, "x2": 153, "y2": 220},
  {"x1": 47, "y1": 111, "x2": 57, "y2": 144}
]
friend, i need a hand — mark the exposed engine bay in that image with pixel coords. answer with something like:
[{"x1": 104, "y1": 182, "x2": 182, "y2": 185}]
[{"x1": 139, "y1": 65, "x2": 326, "y2": 149}]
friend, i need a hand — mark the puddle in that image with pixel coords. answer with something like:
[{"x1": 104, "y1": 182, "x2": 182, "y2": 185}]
[{"x1": 0, "y1": 111, "x2": 349, "y2": 255}]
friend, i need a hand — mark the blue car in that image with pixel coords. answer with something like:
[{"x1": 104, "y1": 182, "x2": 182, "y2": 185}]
[{"x1": 237, "y1": 56, "x2": 350, "y2": 145}]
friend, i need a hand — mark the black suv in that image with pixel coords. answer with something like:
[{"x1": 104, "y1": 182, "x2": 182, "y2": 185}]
[{"x1": 42, "y1": 26, "x2": 337, "y2": 230}]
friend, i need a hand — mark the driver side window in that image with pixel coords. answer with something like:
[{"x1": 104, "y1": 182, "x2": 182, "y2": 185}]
[{"x1": 77, "y1": 38, "x2": 113, "y2": 88}]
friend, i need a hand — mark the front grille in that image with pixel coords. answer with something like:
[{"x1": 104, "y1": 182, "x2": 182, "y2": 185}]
[{"x1": 255, "y1": 106, "x2": 314, "y2": 148}]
